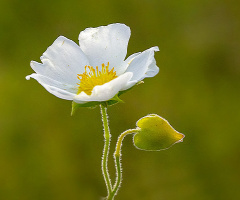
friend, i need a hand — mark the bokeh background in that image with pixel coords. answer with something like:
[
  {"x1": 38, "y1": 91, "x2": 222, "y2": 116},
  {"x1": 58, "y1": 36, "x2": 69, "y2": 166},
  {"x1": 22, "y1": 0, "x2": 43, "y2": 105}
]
[{"x1": 0, "y1": 0, "x2": 240, "y2": 199}]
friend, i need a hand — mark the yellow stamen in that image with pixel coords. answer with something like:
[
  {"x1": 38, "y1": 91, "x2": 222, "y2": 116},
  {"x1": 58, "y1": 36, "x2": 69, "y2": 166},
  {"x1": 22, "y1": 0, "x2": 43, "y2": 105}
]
[{"x1": 77, "y1": 62, "x2": 117, "y2": 95}]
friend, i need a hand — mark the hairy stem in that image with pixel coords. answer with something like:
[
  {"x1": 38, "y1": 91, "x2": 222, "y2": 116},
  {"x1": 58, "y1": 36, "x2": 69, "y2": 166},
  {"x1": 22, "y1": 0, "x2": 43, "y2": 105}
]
[
  {"x1": 109, "y1": 129, "x2": 139, "y2": 199},
  {"x1": 100, "y1": 104, "x2": 112, "y2": 198}
]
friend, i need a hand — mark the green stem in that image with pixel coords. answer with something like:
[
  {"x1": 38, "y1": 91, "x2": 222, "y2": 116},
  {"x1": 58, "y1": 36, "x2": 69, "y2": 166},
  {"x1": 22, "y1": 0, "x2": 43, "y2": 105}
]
[
  {"x1": 109, "y1": 129, "x2": 139, "y2": 199},
  {"x1": 100, "y1": 104, "x2": 112, "y2": 197}
]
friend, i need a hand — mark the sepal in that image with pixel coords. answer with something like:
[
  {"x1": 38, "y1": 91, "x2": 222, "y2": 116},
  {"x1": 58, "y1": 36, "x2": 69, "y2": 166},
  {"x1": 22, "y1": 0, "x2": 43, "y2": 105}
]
[{"x1": 71, "y1": 95, "x2": 124, "y2": 115}]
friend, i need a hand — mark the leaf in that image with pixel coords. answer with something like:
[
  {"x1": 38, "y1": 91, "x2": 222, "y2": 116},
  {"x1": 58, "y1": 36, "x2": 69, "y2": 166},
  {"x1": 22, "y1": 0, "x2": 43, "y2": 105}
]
[{"x1": 133, "y1": 114, "x2": 184, "y2": 151}]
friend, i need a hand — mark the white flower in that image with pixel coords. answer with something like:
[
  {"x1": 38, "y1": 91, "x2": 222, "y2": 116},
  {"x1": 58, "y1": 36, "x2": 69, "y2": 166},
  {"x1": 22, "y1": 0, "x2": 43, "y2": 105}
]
[{"x1": 26, "y1": 23, "x2": 159, "y2": 104}]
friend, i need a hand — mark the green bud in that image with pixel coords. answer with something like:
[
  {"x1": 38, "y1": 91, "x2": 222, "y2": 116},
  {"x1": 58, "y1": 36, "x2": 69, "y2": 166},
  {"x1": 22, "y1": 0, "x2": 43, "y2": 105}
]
[{"x1": 133, "y1": 114, "x2": 184, "y2": 151}]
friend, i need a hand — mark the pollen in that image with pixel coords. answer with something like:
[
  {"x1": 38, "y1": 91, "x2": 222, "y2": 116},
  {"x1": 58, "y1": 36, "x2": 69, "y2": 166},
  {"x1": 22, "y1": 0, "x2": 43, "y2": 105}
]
[{"x1": 77, "y1": 62, "x2": 117, "y2": 95}]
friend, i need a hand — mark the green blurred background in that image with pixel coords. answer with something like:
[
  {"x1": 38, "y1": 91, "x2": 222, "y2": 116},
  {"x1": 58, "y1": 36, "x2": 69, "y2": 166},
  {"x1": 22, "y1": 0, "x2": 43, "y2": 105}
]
[{"x1": 0, "y1": 0, "x2": 240, "y2": 199}]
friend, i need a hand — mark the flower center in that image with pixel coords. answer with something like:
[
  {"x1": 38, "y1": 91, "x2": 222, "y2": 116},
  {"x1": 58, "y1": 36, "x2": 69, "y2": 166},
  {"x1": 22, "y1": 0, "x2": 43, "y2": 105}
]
[{"x1": 77, "y1": 62, "x2": 117, "y2": 95}]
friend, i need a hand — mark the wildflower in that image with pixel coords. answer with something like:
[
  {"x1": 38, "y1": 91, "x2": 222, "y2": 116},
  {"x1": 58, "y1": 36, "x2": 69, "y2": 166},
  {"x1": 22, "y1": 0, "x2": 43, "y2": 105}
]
[{"x1": 26, "y1": 23, "x2": 159, "y2": 104}]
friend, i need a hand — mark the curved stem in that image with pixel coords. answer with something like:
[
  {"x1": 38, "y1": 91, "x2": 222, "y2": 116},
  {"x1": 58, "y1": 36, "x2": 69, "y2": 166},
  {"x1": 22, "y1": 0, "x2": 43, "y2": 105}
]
[
  {"x1": 100, "y1": 104, "x2": 112, "y2": 197},
  {"x1": 109, "y1": 129, "x2": 139, "y2": 199}
]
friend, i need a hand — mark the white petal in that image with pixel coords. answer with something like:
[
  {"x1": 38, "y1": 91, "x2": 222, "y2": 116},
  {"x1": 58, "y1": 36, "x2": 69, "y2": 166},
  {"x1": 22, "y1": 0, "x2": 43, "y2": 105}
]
[
  {"x1": 116, "y1": 52, "x2": 141, "y2": 75},
  {"x1": 78, "y1": 23, "x2": 131, "y2": 72},
  {"x1": 26, "y1": 73, "x2": 77, "y2": 100},
  {"x1": 125, "y1": 47, "x2": 159, "y2": 82},
  {"x1": 73, "y1": 72, "x2": 133, "y2": 103},
  {"x1": 31, "y1": 36, "x2": 89, "y2": 85},
  {"x1": 119, "y1": 80, "x2": 138, "y2": 91}
]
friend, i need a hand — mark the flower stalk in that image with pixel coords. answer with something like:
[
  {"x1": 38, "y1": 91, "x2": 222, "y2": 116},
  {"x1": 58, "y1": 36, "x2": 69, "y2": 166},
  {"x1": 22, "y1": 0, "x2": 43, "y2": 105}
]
[
  {"x1": 109, "y1": 129, "x2": 138, "y2": 199},
  {"x1": 100, "y1": 104, "x2": 112, "y2": 197},
  {"x1": 100, "y1": 104, "x2": 138, "y2": 200}
]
